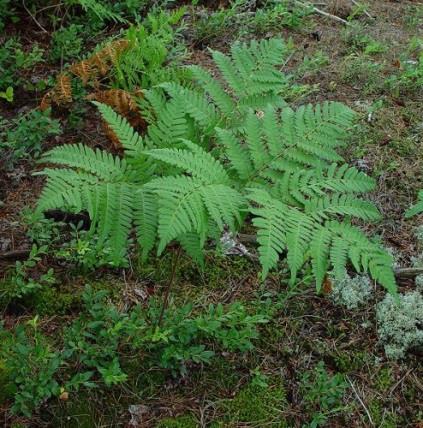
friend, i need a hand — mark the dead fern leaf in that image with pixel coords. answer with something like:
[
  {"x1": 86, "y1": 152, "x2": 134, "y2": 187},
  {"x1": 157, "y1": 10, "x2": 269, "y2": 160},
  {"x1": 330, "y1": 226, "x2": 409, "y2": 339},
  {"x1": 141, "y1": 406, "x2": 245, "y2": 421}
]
[
  {"x1": 89, "y1": 39, "x2": 129, "y2": 78},
  {"x1": 87, "y1": 89, "x2": 136, "y2": 116},
  {"x1": 68, "y1": 39, "x2": 129, "y2": 86},
  {"x1": 322, "y1": 276, "x2": 333, "y2": 295},
  {"x1": 40, "y1": 92, "x2": 52, "y2": 111},
  {"x1": 54, "y1": 74, "x2": 73, "y2": 104},
  {"x1": 39, "y1": 74, "x2": 72, "y2": 110},
  {"x1": 99, "y1": 39, "x2": 129, "y2": 64},
  {"x1": 69, "y1": 60, "x2": 92, "y2": 85},
  {"x1": 87, "y1": 88, "x2": 145, "y2": 150}
]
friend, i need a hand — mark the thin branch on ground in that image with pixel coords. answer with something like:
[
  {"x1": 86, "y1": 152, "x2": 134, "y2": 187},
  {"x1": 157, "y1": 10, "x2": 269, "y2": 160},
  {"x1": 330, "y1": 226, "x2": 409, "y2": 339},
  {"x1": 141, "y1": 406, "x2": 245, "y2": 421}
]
[
  {"x1": 0, "y1": 249, "x2": 31, "y2": 260},
  {"x1": 22, "y1": 0, "x2": 48, "y2": 33},
  {"x1": 394, "y1": 267, "x2": 423, "y2": 279},
  {"x1": 347, "y1": 375, "x2": 375, "y2": 426},
  {"x1": 295, "y1": 0, "x2": 350, "y2": 25}
]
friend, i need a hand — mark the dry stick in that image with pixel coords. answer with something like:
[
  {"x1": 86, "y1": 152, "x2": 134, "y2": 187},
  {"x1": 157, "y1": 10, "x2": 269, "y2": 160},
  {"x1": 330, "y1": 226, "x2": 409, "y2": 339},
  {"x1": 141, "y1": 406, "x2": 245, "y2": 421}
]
[
  {"x1": 22, "y1": 0, "x2": 48, "y2": 33},
  {"x1": 157, "y1": 247, "x2": 182, "y2": 327},
  {"x1": 295, "y1": 0, "x2": 350, "y2": 25},
  {"x1": 388, "y1": 368, "x2": 413, "y2": 396},
  {"x1": 34, "y1": 2, "x2": 65, "y2": 15},
  {"x1": 0, "y1": 249, "x2": 31, "y2": 260},
  {"x1": 347, "y1": 376, "x2": 375, "y2": 426},
  {"x1": 394, "y1": 267, "x2": 423, "y2": 279}
]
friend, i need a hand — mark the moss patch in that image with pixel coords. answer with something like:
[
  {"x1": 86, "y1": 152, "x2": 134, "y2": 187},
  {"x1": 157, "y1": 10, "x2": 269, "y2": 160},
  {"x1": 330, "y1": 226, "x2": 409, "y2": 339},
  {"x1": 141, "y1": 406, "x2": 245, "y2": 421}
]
[
  {"x1": 157, "y1": 415, "x2": 198, "y2": 428},
  {"x1": 216, "y1": 379, "x2": 287, "y2": 427}
]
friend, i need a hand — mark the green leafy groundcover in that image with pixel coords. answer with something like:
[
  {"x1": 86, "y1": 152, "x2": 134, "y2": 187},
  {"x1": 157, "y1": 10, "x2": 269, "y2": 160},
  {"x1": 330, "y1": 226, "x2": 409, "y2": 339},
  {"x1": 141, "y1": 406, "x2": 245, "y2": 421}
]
[{"x1": 0, "y1": 285, "x2": 268, "y2": 416}]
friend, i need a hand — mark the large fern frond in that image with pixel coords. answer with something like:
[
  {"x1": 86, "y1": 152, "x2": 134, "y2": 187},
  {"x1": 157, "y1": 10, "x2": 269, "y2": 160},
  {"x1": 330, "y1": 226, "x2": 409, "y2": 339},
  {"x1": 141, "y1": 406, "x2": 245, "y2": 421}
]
[
  {"x1": 189, "y1": 65, "x2": 236, "y2": 116},
  {"x1": 39, "y1": 144, "x2": 129, "y2": 181},
  {"x1": 144, "y1": 96, "x2": 188, "y2": 148},
  {"x1": 248, "y1": 188, "x2": 289, "y2": 279},
  {"x1": 147, "y1": 175, "x2": 244, "y2": 255},
  {"x1": 145, "y1": 140, "x2": 230, "y2": 184},
  {"x1": 161, "y1": 83, "x2": 221, "y2": 133},
  {"x1": 34, "y1": 40, "x2": 396, "y2": 295},
  {"x1": 133, "y1": 188, "x2": 157, "y2": 261},
  {"x1": 304, "y1": 194, "x2": 381, "y2": 221},
  {"x1": 212, "y1": 38, "x2": 289, "y2": 99},
  {"x1": 94, "y1": 101, "x2": 144, "y2": 155}
]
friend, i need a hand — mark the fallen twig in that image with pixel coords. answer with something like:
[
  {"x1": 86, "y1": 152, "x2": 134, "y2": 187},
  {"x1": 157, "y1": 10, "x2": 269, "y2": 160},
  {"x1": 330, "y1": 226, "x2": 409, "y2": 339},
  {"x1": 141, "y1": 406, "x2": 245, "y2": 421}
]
[
  {"x1": 295, "y1": 0, "x2": 350, "y2": 25},
  {"x1": 0, "y1": 249, "x2": 30, "y2": 261},
  {"x1": 22, "y1": 0, "x2": 48, "y2": 33},
  {"x1": 394, "y1": 267, "x2": 423, "y2": 279},
  {"x1": 347, "y1": 375, "x2": 374, "y2": 426}
]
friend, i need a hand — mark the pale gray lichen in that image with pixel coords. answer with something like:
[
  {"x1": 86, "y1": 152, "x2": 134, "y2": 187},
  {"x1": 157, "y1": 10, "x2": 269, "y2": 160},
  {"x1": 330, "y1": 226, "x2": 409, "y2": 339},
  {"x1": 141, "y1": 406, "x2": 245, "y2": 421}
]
[
  {"x1": 330, "y1": 273, "x2": 373, "y2": 309},
  {"x1": 416, "y1": 275, "x2": 423, "y2": 291},
  {"x1": 376, "y1": 291, "x2": 423, "y2": 360},
  {"x1": 411, "y1": 254, "x2": 423, "y2": 269},
  {"x1": 385, "y1": 247, "x2": 401, "y2": 269},
  {"x1": 415, "y1": 225, "x2": 423, "y2": 246}
]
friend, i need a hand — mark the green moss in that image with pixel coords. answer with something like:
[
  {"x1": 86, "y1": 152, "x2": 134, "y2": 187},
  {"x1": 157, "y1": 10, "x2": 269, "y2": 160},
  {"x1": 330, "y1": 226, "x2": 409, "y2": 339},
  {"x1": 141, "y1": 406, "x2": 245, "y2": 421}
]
[
  {"x1": 0, "y1": 360, "x2": 15, "y2": 404},
  {"x1": 374, "y1": 367, "x2": 394, "y2": 391},
  {"x1": 31, "y1": 286, "x2": 80, "y2": 315},
  {"x1": 368, "y1": 400, "x2": 399, "y2": 427},
  {"x1": 334, "y1": 350, "x2": 371, "y2": 373},
  {"x1": 49, "y1": 399, "x2": 98, "y2": 428},
  {"x1": 157, "y1": 415, "x2": 198, "y2": 428},
  {"x1": 189, "y1": 356, "x2": 241, "y2": 396},
  {"x1": 123, "y1": 359, "x2": 167, "y2": 397},
  {"x1": 47, "y1": 390, "x2": 124, "y2": 428},
  {"x1": 217, "y1": 379, "x2": 287, "y2": 427},
  {"x1": 175, "y1": 253, "x2": 256, "y2": 294}
]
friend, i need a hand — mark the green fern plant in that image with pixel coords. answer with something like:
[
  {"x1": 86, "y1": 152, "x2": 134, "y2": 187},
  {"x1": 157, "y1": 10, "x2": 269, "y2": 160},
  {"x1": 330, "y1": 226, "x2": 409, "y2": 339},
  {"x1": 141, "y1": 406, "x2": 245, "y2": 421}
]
[
  {"x1": 405, "y1": 190, "x2": 423, "y2": 218},
  {"x1": 66, "y1": 0, "x2": 126, "y2": 23},
  {"x1": 112, "y1": 8, "x2": 189, "y2": 91},
  {"x1": 35, "y1": 38, "x2": 396, "y2": 294}
]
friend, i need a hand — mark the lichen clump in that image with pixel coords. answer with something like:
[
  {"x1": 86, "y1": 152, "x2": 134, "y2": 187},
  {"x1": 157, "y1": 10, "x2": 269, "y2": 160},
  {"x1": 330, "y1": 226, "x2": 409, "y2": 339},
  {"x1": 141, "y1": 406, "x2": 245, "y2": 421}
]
[
  {"x1": 330, "y1": 273, "x2": 373, "y2": 309},
  {"x1": 376, "y1": 291, "x2": 423, "y2": 360},
  {"x1": 415, "y1": 225, "x2": 423, "y2": 246}
]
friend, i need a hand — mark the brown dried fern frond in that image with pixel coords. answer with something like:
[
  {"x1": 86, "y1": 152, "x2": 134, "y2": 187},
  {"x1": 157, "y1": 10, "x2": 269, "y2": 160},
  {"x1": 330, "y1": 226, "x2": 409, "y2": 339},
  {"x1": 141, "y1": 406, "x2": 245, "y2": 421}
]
[
  {"x1": 40, "y1": 92, "x2": 52, "y2": 111},
  {"x1": 88, "y1": 39, "x2": 130, "y2": 77},
  {"x1": 87, "y1": 88, "x2": 136, "y2": 116},
  {"x1": 69, "y1": 60, "x2": 92, "y2": 85},
  {"x1": 39, "y1": 73, "x2": 73, "y2": 111},
  {"x1": 87, "y1": 88, "x2": 145, "y2": 150},
  {"x1": 54, "y1": 74, "x2": 73, "y2": 104}
]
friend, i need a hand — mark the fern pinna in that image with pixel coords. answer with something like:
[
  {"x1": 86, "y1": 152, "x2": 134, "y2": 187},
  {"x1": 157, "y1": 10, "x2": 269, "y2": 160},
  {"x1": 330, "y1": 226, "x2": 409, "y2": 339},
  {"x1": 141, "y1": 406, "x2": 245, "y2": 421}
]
[
  {"x1": 405, "y1": 190, "x2": 423, "y2": 218},
  {"x1": 36, "y1": 38, "x2": 397, "y2": 294}
]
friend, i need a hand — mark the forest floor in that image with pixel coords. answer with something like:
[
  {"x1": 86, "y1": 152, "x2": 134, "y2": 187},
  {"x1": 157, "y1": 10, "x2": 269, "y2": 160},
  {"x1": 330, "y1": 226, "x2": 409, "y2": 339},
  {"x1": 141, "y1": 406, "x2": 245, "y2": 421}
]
[{"x1": 0, "y1": 1, "x2": 422, "y2": 427}]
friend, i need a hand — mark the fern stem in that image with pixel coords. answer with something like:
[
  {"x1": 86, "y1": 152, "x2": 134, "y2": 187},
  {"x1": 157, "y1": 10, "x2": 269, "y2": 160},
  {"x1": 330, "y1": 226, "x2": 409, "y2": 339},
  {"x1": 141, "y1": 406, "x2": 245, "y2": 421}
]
[{"x1": 157, "y1": 246, "x2": 182, "y2": 327}]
